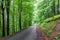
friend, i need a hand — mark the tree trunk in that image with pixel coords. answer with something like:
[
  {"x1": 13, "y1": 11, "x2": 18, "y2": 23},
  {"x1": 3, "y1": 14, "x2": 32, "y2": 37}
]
[
  {"x1": 53, "y1": 0, "x2": 55, "y2": 15},
  {"x1": 18, "y1": 0, "x2": 22, "y2": 30},
  {"x1": 1, "y1": 0, "x2": 5, "y2": 37},
  {"x1": 6, "y1": 0, "x2": 10, "y2": 35},
  {"x1": 58, "y1": 0, "x2": 59, "y2": 14}
]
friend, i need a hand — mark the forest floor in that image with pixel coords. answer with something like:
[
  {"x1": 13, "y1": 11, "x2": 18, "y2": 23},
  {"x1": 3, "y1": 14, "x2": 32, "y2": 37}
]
[{"x1": 0, "y1": 19, "x2": 60, "y2": 40}]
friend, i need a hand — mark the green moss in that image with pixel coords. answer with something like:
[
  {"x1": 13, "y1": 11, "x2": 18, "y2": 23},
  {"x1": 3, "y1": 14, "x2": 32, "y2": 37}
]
[{"x1": 44, "y1": 14, "x2": 60, "y2": 22}]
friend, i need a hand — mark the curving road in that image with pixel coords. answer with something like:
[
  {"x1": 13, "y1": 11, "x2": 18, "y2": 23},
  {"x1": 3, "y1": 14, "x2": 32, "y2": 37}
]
[{"x1": 6, "y1": 25, "x2": 37, "y2": 40}]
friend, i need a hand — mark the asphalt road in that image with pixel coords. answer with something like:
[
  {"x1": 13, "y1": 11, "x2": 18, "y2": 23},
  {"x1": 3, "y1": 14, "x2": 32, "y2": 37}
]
[{"x1": 6, "y1": 25, "x2": 37, "y2": 40}]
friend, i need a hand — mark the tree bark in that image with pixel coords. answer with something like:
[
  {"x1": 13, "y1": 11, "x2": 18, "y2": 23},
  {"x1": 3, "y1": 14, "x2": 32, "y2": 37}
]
[
  {"x1": 53, "y1": 0, "x2": 55, "y2": 15},
  {"x1": 1, "y1": 0, "x2": 5, "y2": 37},
  {"x1": 6, "y1": 0, "x2": 10, "y2": 35},
  {"x1": 18, "y1": 0, "x2": 22, "y2": 30},
  {"x1": 58, "y1": 0, "x2": 59, "y2": 14},
  {"x1": 12, "y1": 1, "x2": 15, "y2": 34}
]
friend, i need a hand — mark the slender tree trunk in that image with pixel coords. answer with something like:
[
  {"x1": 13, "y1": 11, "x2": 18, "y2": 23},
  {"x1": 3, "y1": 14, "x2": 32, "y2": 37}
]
[
  {"x1": 12, "y1": 1, "x2": 15, "y2": 33},
  {"x1": 6, "y1": 0, "x2": 10, "y2": 35},
  {"x1": 1, "y1": 0, "x2": 5, "y2": 37},
  {"x1": 16, "y1": 15, "x2": 17, "y2": 32},
  {"x1": 29, "y1": 13, "x2": 32, "y2": 26},
  {"x1": 0, "y1": 3, "x2": 1, "y2": 28},
  {"x1": 58, "y1": 0, "x2": 59, "y2": 14},
  {"x1": 53, "y1": 0, "x2": 55, "y2": 15},
  {"x1": 18, "y1": 0, "x2": 22, "y2": 30},
  {"x1": 12, "y1": 10, "x2": 15, "y2": 34}
]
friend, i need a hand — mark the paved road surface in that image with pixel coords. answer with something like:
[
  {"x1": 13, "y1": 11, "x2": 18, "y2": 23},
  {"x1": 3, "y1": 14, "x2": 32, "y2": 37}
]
[{"x1": 6, "y1": 25, "x2": 37, "y2": 40}]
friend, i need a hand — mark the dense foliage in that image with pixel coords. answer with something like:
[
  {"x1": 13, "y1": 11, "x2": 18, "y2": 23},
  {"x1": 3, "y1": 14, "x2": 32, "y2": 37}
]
[
  {"x1": 34, "y1": 0, "x2": 60, "y2": 24},
  {"x1": 35, "y1": 0, "x2": 60, "y2": 40},
  {"x1": 0, "y1": 0, "x2": 34, "y2": 38},
  {"x1": 0, "y1": 0, "x2": 60, "y2": 40}
]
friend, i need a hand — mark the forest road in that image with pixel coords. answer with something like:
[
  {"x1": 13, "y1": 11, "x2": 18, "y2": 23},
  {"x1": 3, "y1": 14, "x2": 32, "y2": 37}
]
[{"x1": 6, "y1": 25, "x2": 37, "y2": 40}]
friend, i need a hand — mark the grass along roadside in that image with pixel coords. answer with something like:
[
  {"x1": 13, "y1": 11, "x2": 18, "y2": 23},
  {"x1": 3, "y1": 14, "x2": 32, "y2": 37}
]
[{"x1": 39, "y1": 21, "x2": 57, "y2": 37}]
